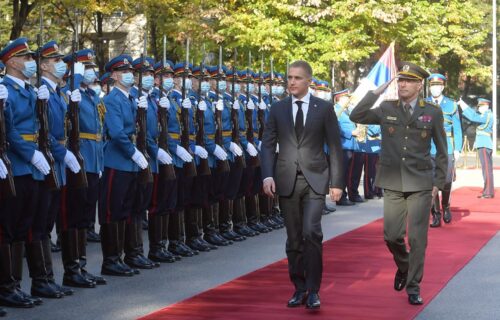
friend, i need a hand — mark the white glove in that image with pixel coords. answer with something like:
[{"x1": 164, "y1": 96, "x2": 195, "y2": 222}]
[
  {"x1": 246, "y1": 143, "x2": 258, "y2": 157},
  {"x1": 31, "y1": 150, "x2": 50, "y2": 175},
  {"x1": 257, "y1": 141, "x2": 262, "y2": 151},
  {"x1": 99, "y1": 171, "x2": 102, "y2": 178},
  {"x1": 457, "y1": 99, "x2": 469, "y2": 110},
  {"x1": 131, "y1": 148, "x2": 148, "y2": 169},
  {"x1": 157, "y1": 148, "x2": 172, "y2": 165},
  {"x1": 229, "y1": 142, "x2": 243, "y2": 157},
  {"x1": 194, "y1": 145, "x2": 208, "y2": 159},
  {"x1": 232, "y1": 100, "x2": 240, "y2": 110},
  {"x1": 259, "y1": 100, "x2": 267, "y2": 110},
  {"x1": 182, "y1": 98, "x2": 192, "y2": 109},
  {"x1": 159, "y1": 97, "x2": 170, "y2": 109},
  {"x1": 198, "y1": 100, "x2": 207, "y2": 111},
  {"x1": 175, "y1": 145, "x2": 193, "y2": 162},
  {"x1": 276, "y1": 143, "x2": 279, "y2": 153},
  {"x1": 64, "y1": 150, "x2": 81, "y2": 173},
  {"x1": 138, "y1": 96, "x2": 148, "y2": 109},
  {"x1": 74, "y1": 62, "x2": 85, "y2": 76},
  {"x1": 0, "y1": 158, "x2": 7, "y2": 179},
  {"x1": 247, "y1": 99, "x2": 255, "y2": 110},
  {"x1": 37, "y1": 85, "x2": 50, "y2": 101},
  {"x1": 213, "y1": 144, "x2": 227, "y2": 161},
  {"x1": 67, "y1": 89, "x2": 81, "y2": 103},
  {"x1": 454, "y1": 150, "x2": 460, "y2": 161},
  {"x1": 0, "y1": 85, "x2": 8, "y2": 100},
  {"x1": 216, "y1": 99, "x2": 224, "y2": 111}
]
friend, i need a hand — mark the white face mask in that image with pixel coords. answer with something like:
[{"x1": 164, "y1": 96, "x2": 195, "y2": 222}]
[
  {"x1": 478, "y1": 106, "x2": 488, "y2": 114},
  {"x1": 430, "y1": 85, "x2": 444, "y2": 98}
]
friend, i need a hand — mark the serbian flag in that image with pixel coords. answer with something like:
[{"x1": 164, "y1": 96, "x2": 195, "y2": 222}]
[{"x1": 348, "y1": 41, "x2": 398, "y2": 109}]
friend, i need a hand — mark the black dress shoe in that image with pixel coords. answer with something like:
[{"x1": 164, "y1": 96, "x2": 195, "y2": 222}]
[
  {"x1": 86, "y1": 229, "x2": 101, "y2": 243},
  {"x1": 15, "y1": 289, "x2": 42, "y2": 305},
  {"x1": 186, "y1": 238, "x2": 211, "y2": 252},
  {"x1": 168, "y1": 241, "x2": 195, "y2": 257},
  {"x1": 305, "y1": 292, "x2": 321, "y2": 309},
  {"x1": 349, "y1": 195, "x2": 365, "y2": 203},
  {"x1": 442, "y1": 207, "x2": 452, "y2": 223},
  {"x1": 49, "y1": 280, "x2": 74, "y2": 296},
  {"x1": 336, "y1": 198, "x2": 355, "y2": 206},
  {"x1": 478, "y1": 194, "x2": 494, "y2": 199},
  {"x1": 148, "y1": 248, "x2": 176, "y2": 263},
  {"x1": 248, "y1": 222, "x2": 272, "y2": 233},
  {"x1": 394, "y1": 269, "x2": 408, "y2": 291},
  {"x1": 31, "y1": 280, "x2": 63, "y2": 299},
  {"x1": 101, "y1": 259, "x2": 135, "y2": 277},
  {"x1": 81, "y1": 270, "x2": 107, "y2": 285},
  {"x1": 204, "y1": 233, "x2": 230, "y2": 246},
  {"x1": 198, "y1": 237, "x2": 218, "y2": 250},
  {"x1": 430, "y1": 212, "x2": 441, "y2": 228},
  {"x1": 220, "y1": 230, "x2": 246, "y2": 242},
  {"x1": 234, "y1": 225, "x2": 259, "y2": 237},
  {"x1": 0, "y1": 290, "x2": 34, "y2": 308},
  {"x1": 408, "y1": 293, "x2": 423, "y2": 305},
  {"x1": 286, "y1": 291, "x2": 307, "y2": 307}
]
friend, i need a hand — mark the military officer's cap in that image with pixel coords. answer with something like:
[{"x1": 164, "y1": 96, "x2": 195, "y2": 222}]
[
  {"x1": 35, "y1": 40, "x2": 64, "y2": 59},
  {"x1": 100, "y1": 72, "x2": 112, "y2": 85},
  {"x1": 132, "y1": 56, "x2": 155, "y2": 72},
  {"x1": 76, "y1": 49, "x2": 97, "y2": 67},
  {"x1": 428, "y1": 73, "x2": 446, "y2": 85},
  {"x1": 275, "y1": 72, "x2": 285, "y2": 84},
  {"x1": 192, "y1": 65, "x2": 210, "y2": 80},
  {"x1": 173, "y1": 62, "x2": 192, "y2": 76},
  {"x1": 153, "y1": 60, "x2": 174, "y2": 75},
  {"x1": 226, "y1": 69, "x2": 237, "y2": 81},
  {"x1": 333, "y1": 89, "x2": 350, "y2": 101},
  {"x1": 310, "y1": 78, "x2": 318, "y2": 89},
  {"x1": 0, "y1": 37, "x2": 35, "y2": 63},
  {"x1": 105, "y1": 54, "x2": 134, "y2": 73},
  {"x1": 206, "y1": 66, "x2": 225, "y2": 79},
  {"x1": 237, "y1": 70, "x2": 253, "y2": 83},
  {"x1": 397, "y1": 61, "x2": 430, "y2": 81},
  {"x1": 477, "y1": 98, "x2": 491, "y2": 107},
  {"x1": 316, "y1": 80, "x2": 330, "y2": 91}
]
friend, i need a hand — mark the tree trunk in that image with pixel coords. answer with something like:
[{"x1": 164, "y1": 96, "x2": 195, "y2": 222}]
[
  {"x1": 95, "y1": 11, "x2": 105, "y2": 75},
  {"x1": 10, "y1": 0, "x2": 38, "y2": 40},
  {"x1": 150, "y1": 18, "x2": 158, "y2": 61}
]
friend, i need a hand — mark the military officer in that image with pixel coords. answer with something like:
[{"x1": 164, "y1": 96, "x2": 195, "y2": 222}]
[
  {"x1": 350, "y1": 62, "x2": 448, "y2": 305},
  {"x1": 458, "y1": 98, "x2": 494, "y2": 198},
  {"x1": 427, "y1": 73, "x2": 462, "y2": 227},
  {"x1": 99, "y1": 54, "x2": 148, "y2": 277}
]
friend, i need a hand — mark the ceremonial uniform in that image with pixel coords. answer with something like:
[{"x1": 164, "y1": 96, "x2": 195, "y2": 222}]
[{"x1": 363, "y1": 125, "x2": 383, "y2": 199}]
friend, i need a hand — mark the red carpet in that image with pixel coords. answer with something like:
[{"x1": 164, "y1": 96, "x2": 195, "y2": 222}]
[{"x1": 139, "y1": 187, "x2": 500, "y2": 320}]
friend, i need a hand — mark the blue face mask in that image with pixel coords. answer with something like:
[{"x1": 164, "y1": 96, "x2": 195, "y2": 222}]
[
  {"x1": 184, "y1": 78, "x2": 193, "y2": 90},
  {"x1": 142, "y1": 75, "x2": 154, "y2": 90},
  {"x1": 218, "y1": 81, "x2": 227, "y2": 92},
  {"x1": 232, "y1": 83, "x2": 240, "y2": 93},
  {"x1": 276, "y1": 86, "x2": 285, "y2": 96},
  {"x1": 162, "y1": 78, "x2": 174, "y2": 90},
  {"x1": 90, "y1": 85, "x2": 101, "y2": 97},
  {"x1": 260, "y1": 85, "x2": 268, "y2": 95},
  {"x1": 120, "y1": 72, "x2": 134, "y2": 87},
  {"x1": 22, "y1": 60, "x2": 37, "y2": 78},
  {"x1": 83, "y1": 69, "x2": 97, "y2": 85},
  {"x1": 200, "y1": 81, "x2": 210, "y2": 94},
  {"x1": 248, "y1": 83, "x2": 255, "y2": 93},
  {"x1": 52, "y1": 60, "x2": 67, "y2": 79}
]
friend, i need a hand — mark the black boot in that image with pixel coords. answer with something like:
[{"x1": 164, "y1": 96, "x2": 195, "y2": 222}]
[
  {"x1": 77, "y1": 229, "x2": 106, "y2": 285},
  {"x1": 161, "y1": 215, "x2": 180, "y2": 261},
  {"x1": 100, "y1": 222, "x2": 134, "y2": 277},
  {"x1": 61, "y1": 229, "x2": 96, "y2": 288},
  {"x1": 246, "y1": 195, "x2": 272, "y2": 233},
  {"x1": 136, "y1": 220, "x2": 159, "y2": 267},
  {"x1": 148, "y1": 215, "x2": 175, "y2": 263},
  {"x1": 219, "y1": 200, "x2": 245, "y2": 242},
  {"x1": 26, "y1": 240, "x2": 63, "y2": 299},
  {"x1": 41, "y1": 238, "x2": 74, "y2": 296},
  {"x1": 442, "y1": 185, "x2": 452, "y2": 223},
  {"x1": 430, "y1": 195, "x2": 442, "y2": 228},
  {"x1": 233, "y1": 197, "x2": 259, "y2": 237},
  {"x1": 178, "y1": 210, "x2": 199, "y2": 255},
  {"x1": 86, "y1": 223, "x2": 101, "y2": 243},
  {"x1": 168, "y1": 212, "x2": 193, "y2": 257},
  {"x1": 0, "y1": 244, "x2": 34, "y2": 308},
  {"x1": 11, "y1": 242, "x2": 41, "y2": 305},
  {"x1": 124, "y1": 221, "x2": 154, "y2": 270},
  {"x1": 117, "y1": 220, "x2": 139, "y2": 274},
  {"x1": 204, "y1": 205, "x2": 231, "y2": 246}
]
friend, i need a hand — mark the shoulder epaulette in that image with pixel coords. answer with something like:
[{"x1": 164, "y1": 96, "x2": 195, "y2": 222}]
[{"x1": 421, "y1": 99, "x2": 439, "y2": 108}]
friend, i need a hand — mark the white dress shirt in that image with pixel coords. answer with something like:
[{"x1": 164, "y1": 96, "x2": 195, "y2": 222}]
[{"x1": 291, "y1": 92, "x2": 311, "y2": 126}]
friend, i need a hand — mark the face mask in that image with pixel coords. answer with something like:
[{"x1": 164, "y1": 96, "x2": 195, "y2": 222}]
[
  {"x1": 478, "y1": 106, "x2": 488, "y2": 114},
  {"x1": 162, "y1": 78, "x2": 174, "y2": 90},
  {"x1": 277, "y1": 86, "x2": 285, "y2": 96},
  {"x1": 119, "y1": 72, "x2": 135, "y2": 87},
  {"x1": 271, "y1": 85, "x2": 279, "y2": 95},
  {"x1": 200, "y1": 81, "x2": 210, "y2": 93},
  {"x1": 260, "y1": 85, "x2": 268, "y2": 95},
  {"x1": 142, "y1": 75, "x2": 154, "y2": 90},
  {"x1": 184, "y1": 78, "x2": 192, "y2": 90},
  {"x1": 90, "y1": 84, "x2": 101, "y2": 97},
  {"x1": 83, "y1": 69, "x2": 97, "y2": 85},
  {"x1": 324, "y1": 92, "x2": 332, "y2": 102},
  {"x1": 52, "y1": 60, "x2": 67, "y2": 79},
  {"x1": 22, "y1": 60, "x2": 37, "y2": 78},
  {"x1": 231, "y1": 83, "x2": 240, "y2": 93},
  {"x1": 430, "y1": 85, "x2": 443, "y2": 98},
  {"x1": 248, "y1": 83, "x2": 255, "y2": 93},
  {"x1": 217, "y1": 81, "x2": 227, "y2": 92}
]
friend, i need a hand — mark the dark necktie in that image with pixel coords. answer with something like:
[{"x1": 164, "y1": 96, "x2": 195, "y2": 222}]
[
  {"x1": 404, "y1": 103, "x2": 412, "y2": 120},
  {"x1": 295, "y1": 100, "x2": 304, "y2": 139},
  {"x1": 435, "y1": 99, "x2": 439, "y2": 105}
]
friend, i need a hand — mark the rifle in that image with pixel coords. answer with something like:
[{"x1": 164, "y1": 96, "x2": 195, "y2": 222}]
[
  {"x1": 180, "y1": 38, "x2": 197, "y2": 177},
  {"x1": 257, "y1": 55, "x2": 265, "y2": 141},
  {"x1": 214, "y1": 45, "x2": 230, "y2": 174},
  {"x1": 245, "y1": 52, "x2": 259, "y2": 167},
  {"x1": 157, "y1": 35, "x2": 176, "y2": 181},
  {"x1": 36, "y1": 6, "x2": 60, "y2": 190},
  {"x1": 66, "y1": 10, "x2": 88, "y2": 189},
  {"x1": 285, "y1": 58, "x2": 289, "y2": 97},
  {"x1": 195, "y1": 45, "x2": 210, "y2": 176},
  {"x1": 269, "y1": 56, "x2": 274, "y2": 105},
  {"x1": 230, "y1": 49, "x2": 245, "y2": 169},
  {"x1": 0, "y1": 97, "x2": 15, "y2": 197},
  {"x1": 136, "y1": 35, "x2": 153, "y2": 185}
]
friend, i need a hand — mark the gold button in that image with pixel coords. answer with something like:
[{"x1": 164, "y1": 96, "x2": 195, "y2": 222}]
[
  {"x1": 405, "y1": 136, "x2": 408, "y2": 139},
  {"x1": 406, "y1": 126, "x2": 409, "y2": 129},
  {"x1": 403, "y1": 146, "x2": 407, "y2": 150},
  {"x1": 402, "y1": 157, "x2": 406, "y2": 161}
]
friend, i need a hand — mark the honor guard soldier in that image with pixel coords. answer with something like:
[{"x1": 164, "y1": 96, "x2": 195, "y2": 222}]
[
  {"x1": 100, "y1": 72, "x2": 114, "y2": 96},
  {"x1": 364, "y1": 125, "x2": 382, "y2": 199},
  {"x1": 333, "y1": 89, "x2": 356, "y2": 206},
  {"x1": 459, "y1": 98, "x2": 494, "y2": 198},
  {"x1": 350, "y1": 62, "x2": 448, "y2": 305},
  {"x1": 99, "y1": 54, "x2": 147, "y2": 277},
  {"x1": 427, "y1": 74, "x2": 463, "y2": 227},
  {"x1": 59, "y1": 49, "x2": 106, "y2": 288},
  {"x1": 0, "y1": 61, "x2": 5, "y2": 81}
]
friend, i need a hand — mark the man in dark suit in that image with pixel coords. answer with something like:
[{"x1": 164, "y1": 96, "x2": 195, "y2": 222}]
[
  {"x1": 350, "y1": 62, "x2": 448, "y2": 305},
  {"x1": 261, "y1": 60, "x2": 344, "y2": 310}
]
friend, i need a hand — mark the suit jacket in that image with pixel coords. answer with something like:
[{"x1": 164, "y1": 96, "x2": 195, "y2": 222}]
[
  {"x1": 261, "y1": 95, "x2": 344, "y2": 196},
  {"x1": 349, "y1": 91, "x2": 448, "y2": 192}
]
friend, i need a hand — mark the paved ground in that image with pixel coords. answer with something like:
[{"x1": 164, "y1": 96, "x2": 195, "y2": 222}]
[{"x1": 4, "y1": 159, "x2": 500, "y2": 320}]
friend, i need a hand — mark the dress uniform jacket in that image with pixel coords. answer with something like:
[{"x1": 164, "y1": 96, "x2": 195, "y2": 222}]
[
  {"x1": 462, "y1": 108, "x2": 493, "y2": 150},
  {"x1": 78, "y1": 87, "x2": 104, "y2": 174},
  {"x1": 366, "y1": 125, "x2": 381, "y2": 154},
  {"x1": 208, "y1": 91, "x2": 235, "y2": 163},
  {"x1": 427, "y1": 96, "x2": 462, "y2": 155},
  {"x1": 167, "y1": 89, "x2": 196, "y2": 168},
  {"x1": 350, "y1": 91, "x2": 448, "y2": 192},
  {"x1": 334, "y1": 103, "x2": 358, "y2": 151}
]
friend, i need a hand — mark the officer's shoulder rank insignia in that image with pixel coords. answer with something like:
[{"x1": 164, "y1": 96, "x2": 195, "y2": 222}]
[
  {"x1": 386, "y1": 116, "x2": 397, "y2": 121},
  {"x1": 421, "y1": 131, "x2": 427, "y2": 138}
]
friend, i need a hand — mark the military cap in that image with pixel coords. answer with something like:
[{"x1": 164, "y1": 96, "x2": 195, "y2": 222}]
[
  {"x1": 192, "y1": 65, "x2": 209, "y2": 79},
  {"x1": 275, "y1": 72, "x2": 285, "y2": 84},
  {"x1": 105, "y1": 54, "x2": 134, "y2": 73},
  {"x1": 333, "y1": 89, "x2": 350, "y2": 100},
  {"x1": 132, "y1": 56, "x2": 155, "y2": 72},
  {"x1": 205, "y1": 65, "x2": 224, "y2": 79},
  {"x1": 36, "y1": 40, "x2": 64, "y2": 59},
  {"x1": 154, "y1": 60, "x2": 174, "y2": 75},
  {"x1": 0, "y1": 37, "x2": 35, "y2": 63},
  {"x1": 237, "y1": 70, "x2": 253, "y2": 82},
  {"x1": 226, "y1": 69, "x2": 238, "y2": 81},
  {"x1": 100, "y1": 72, "x2": 112, "y2": 85},
  {"x1": 310, "y1": 78, "x2": 318, "y2": 89},
  {"x1": 76, "y1": 49, "x2": 97, "y2": 67},
  {"x1": 428, "y1": 73, "x2": 446, "y2": 85},
  {"x1": 477, "y1": 98, "x2": 491, "y2": 107},
  {"x1": 173, "y1": 62, "x2": 192, "y2": 76},
  {"x1": 397, "y1": 61, "x2": 430, "y2": 81},
  {"x1": 316, "y1": 80, "x2": 330, "y2": 91}
]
